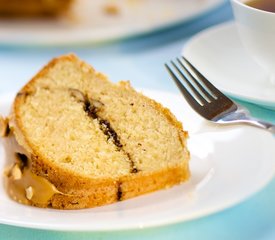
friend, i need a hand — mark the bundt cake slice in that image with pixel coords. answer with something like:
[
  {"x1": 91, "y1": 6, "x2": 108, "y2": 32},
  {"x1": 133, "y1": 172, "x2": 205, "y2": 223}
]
[
  {"x1": 0, "y1": 0, "x2": 74, "y2": 17},
  {"x1": 1, "y1": 54, "x2": 190, "y2": 209}
]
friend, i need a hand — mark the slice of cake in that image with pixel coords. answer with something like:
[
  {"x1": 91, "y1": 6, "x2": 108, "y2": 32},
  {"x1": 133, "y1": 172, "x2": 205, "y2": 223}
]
[
  {"x1": 1, "y1": 54, "x2": 190, "y2": 209},
  {"x1": 0, "y1": 0, "x2": 74, "y2": 18}
]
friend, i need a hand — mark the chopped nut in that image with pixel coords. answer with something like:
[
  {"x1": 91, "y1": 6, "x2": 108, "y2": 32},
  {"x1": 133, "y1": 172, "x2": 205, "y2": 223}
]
[
  {"x1": 91, "y1": 99, "x2": 104, "y2": 109},
  {"x1": 0, "y1": 116, "x2": 10, "y2": 137},
  {"x1": 69, "y1": 88, "x2": 85, "y2": 103},
  {"x1": 11, "y1": 164, "x2": 22, "y2": 180},
  {"x1": 25, "y1": 186, "x2": 34, "y2": 200}
]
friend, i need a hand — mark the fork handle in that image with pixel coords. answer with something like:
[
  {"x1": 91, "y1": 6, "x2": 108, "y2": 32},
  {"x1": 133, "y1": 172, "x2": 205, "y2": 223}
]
[
  {"x1": 240, "y1": 117, "x2": 275, "y2": 134},
  {"x1": 217, "y1": 106, "x2": 275, "y2": 134},
  {"x1": 219, "y1": 114, "x2": 275, "y2": 134}
]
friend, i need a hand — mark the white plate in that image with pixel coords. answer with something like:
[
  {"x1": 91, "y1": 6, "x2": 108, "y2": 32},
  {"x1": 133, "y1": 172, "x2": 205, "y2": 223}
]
[
  {"x1": 183, "y1": 21, "x2": 275, "y2": 109},
  {"x1": 0, "y1": 0, "x2": 225, "y2": 46},
  {"x1": 0, "y1": 90, "x2": 274, "y2": 231}
]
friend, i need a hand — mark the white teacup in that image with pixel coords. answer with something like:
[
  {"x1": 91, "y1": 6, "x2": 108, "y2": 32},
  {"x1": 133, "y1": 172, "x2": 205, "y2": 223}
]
[{"x1": 231, "y1": 0, "x2": 275, "y2": 84}]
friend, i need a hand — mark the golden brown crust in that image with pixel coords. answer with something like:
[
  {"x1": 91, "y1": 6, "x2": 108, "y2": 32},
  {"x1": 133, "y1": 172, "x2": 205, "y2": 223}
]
[
  {"x1": 9, "y1": 54, "x2": 190, "y2": 209},
  {"x1": 46, "y1": 166, "x2": 189, "y2": 209}
]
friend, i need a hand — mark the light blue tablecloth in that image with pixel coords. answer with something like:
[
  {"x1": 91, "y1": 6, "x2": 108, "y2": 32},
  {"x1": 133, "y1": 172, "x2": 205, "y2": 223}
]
[{"x1": 0, "y1": 1, "x2": 274, "y2": 239}]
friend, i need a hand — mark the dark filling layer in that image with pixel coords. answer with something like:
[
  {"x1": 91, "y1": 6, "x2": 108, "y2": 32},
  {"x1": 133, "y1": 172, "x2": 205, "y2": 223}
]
[
  {"x1": 126, "y1": 153, "x2": 138, "y2": 173},
  {"x1": 70, "y1": 89, "x2": 139, "y2": 174},
  {"x1": 16, "y1": 90, "x2": 34, "y2": 101},
  {"x1": 84, "y1": 100, "x2": 123, "y2": 149},
  {"x1": 15, "y1": 153, "x2": 28, "y2": 169},
  {"x1": 117, "y1": 181, "x2": 123, "y2": 201}
]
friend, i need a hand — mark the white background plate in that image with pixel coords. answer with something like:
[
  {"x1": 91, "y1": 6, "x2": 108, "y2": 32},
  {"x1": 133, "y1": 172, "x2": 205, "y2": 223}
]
[
  {"x1": 183, "y1": 22, "x2": 275, "y2": 109},
  {"x1": 0, "y1": 0, "x2": 225, "y2": 46},
  {"x1": 0, "y1": 89, "x2": 274, "y2": 231}
]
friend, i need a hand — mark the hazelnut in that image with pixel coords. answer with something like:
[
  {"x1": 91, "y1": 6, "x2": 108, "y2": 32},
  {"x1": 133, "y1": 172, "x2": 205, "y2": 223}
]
[
  {"x1": 25, "y1": 186, "x2": 34, "y2": 200},
  {"x1": 69, "y1": 89, "x2": 85, "y2": 103},
  {"x1": 11, "y1": 164, "x2": 22, "y2": 180},
  {"x1": 91, "y1": 99, "x2": 104, "y2": 109}
]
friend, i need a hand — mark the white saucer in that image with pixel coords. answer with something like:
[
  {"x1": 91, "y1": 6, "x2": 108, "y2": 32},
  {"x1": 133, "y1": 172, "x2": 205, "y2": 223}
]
[
  {"x1": 0, "y1": 90, "x2": 274, "y2": 231},
  {"x1": 183, "y1": 21, "x2": 275, "y2": 109}
]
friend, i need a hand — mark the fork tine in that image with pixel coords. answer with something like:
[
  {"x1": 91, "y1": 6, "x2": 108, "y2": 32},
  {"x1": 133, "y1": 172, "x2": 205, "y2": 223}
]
[
  {"x1": 170, "y1": 61, "x2": 208, "y2": 105},
  {"x1": 176, "y1": 58, "x2": 215, "y2": 101},
  {"x1": 165, "y1": 64, "x2": 202, "y2": 109},
  {"x1": 181, "y1": 56, "x2": 223, "y2": 97}
]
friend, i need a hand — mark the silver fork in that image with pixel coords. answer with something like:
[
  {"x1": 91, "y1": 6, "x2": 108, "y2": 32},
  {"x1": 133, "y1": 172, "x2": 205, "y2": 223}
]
[{"x1": 165, "y1": 56, "x2": 275, "y2": 134}]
